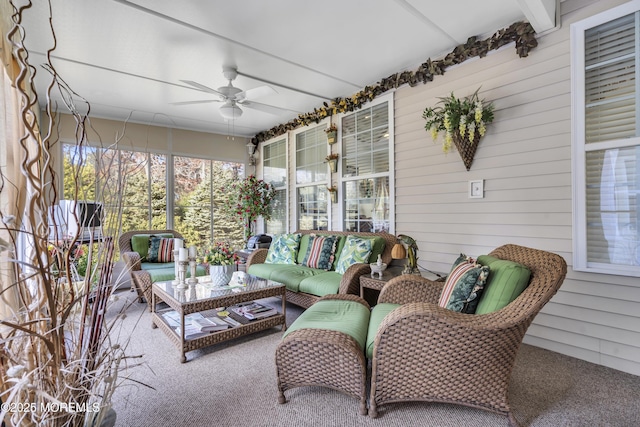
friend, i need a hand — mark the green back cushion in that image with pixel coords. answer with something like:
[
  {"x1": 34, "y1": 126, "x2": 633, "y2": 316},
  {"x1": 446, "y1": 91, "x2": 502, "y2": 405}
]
[
  {"x1": 131, "y1": 233, "x2": 173, "y2": 260},
  {"x1": 475, "y1": 255, "x2": 531, "y2": 314},
  {"x1": 283, "y1": 299, "x2": 370, "y2": 350},
  {"x1": 366, "y1": 303, "x2": 401, "y2": 359}
]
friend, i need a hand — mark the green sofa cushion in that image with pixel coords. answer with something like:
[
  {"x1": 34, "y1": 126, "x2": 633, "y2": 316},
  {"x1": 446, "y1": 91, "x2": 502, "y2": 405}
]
[
  {"x1": 265, "y1": 233, "x2": 301, "y2": 264},
  {"x1": 146, "y1": 265, "x2": 206, "y2": 283},
  {"x1": 299, "y1": 272, "x2": 342, "y2": 297},
  {"x1": 366, "y1": 303, "x2": 401, "y2": 359},
  {"x1": 475, "y1": 254, "x2": 531, "y2": 314},
  {"x1": 269, "y1": 265, "x2": 326, "y2": 293},
  {"x1": 246, "y1": 263, "x2": 288, "y2": 280},
  {"x1": 131, "y1": 233, "x2": 173, "y2": 260},
  {"x1": 283, "y1": 299, "x2": 371, "y2": 350},
  {"x1": 140, "y1": 262, "x2": 175, "y2": 271}
]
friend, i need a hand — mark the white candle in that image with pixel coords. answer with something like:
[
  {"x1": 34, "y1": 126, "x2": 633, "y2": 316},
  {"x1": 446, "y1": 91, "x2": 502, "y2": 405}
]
[
  {"x1": 178, "y1": 248, "x2": 188, "y2": 261},
  {"x1": 189, "y1": 245, "x2": 197, "y2": 258},
  {"x1": 174, "y1": 238, "x2": 183, "y2": 249}
]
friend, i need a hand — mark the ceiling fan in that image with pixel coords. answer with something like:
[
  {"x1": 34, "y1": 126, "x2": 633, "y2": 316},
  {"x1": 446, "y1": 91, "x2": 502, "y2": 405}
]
[{"x1": 173, "y1": 66, "x2": 283, "y2": 120}]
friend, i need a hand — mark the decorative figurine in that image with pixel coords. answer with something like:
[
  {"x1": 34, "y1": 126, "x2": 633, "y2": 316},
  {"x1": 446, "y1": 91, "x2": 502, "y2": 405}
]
[
  {"x1": 370, "y1": 254, "x2": 387, "y2": 279},
  {"x1": 398, "y1": 234, "x2": 420, "y2": 275}
]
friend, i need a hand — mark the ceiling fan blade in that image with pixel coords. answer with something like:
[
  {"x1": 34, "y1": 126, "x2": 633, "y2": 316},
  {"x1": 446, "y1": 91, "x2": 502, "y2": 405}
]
[
  {"x1": 240, "y1": 100, "x2": 297, "y2": 116},
  {"x1": 170, "y1": 99, "x2": 220, "y2": 106},
  {"x1": 237, "y1": 85, "x2": 277, "y2": 101},
  {"x1": 180, "y1": 80, "x2": 224, "y2": 96}
]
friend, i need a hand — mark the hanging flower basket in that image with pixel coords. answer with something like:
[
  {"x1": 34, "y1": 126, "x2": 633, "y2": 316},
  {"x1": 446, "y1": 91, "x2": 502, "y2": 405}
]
[
  {"x1": 423, "y1": 88, "x2": 494, "y2": 171},
  {"x1": 325, "y1": 124, "x2": 338, "y2": 145},
  {"x1": 452, "y1": 129, "x2": 480, "y2": 171}
]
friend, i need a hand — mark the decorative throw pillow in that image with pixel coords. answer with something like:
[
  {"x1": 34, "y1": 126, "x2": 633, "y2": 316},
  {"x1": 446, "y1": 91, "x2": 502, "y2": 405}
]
[
  {"x1": 147, "y1": 236, "x2": 174, "y2": 263},
  {"x1": 302, "y1": 235, "x2": 339, "y2": 270},
  {"x1": 438, "y1": 254, "x2": 490, "y2": 314},
  {"x1": 265, "y1": 233, "x2": 301, "y2": 265},
  {"x1": 335, "y1": 235, "x2": 374, "y2": 274},
  {"x1": 475, "y1": 255, "x2": 531, "y2": 314}
]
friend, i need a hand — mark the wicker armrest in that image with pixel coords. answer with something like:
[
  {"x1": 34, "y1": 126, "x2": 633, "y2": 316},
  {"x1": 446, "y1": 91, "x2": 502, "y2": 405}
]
[
  {"x1": 121, "y1": 251, "x2": 142, "y2": 272},
  {"x1": 246, "y1": 248, "x2": 268, "y2": 267},
  {"x1": 338, "y1": 263, "x2": 370, "y2": 296},
  {"x1": 378, "y1": 275, "x2": 444, "y2": 305},
  {"x1": 318, "y1": 293, "x2": 370, "y2": 310}
]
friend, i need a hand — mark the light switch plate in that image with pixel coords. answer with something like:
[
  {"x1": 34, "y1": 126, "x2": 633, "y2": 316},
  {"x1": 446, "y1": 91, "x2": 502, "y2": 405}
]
[{"x1": 469, "y1": 179, "x2": 484, "y2": 198}]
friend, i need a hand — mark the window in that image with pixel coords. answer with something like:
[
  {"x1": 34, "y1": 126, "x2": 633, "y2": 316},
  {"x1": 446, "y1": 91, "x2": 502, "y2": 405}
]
[
  {"x1": 263, "y1": 138, "x2": 288, "y2": 234},
  {"x1": 295, "y1": 126, "x2": 329, "y2": 230},
  {"x1": 341, "y1": 99, "x2": 393, "y2": 233},
  {"x1": 62, "y1": 143, "x2": 244, "y2": 247},
  {"x1": 572, "y1": 1, "x2": 640, "y2": 276}
]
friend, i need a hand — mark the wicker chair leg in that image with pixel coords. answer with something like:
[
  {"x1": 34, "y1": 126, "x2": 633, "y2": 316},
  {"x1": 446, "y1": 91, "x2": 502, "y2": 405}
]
[{"x1": 508, "y1": 411, "x2": 521, "y2": 427}]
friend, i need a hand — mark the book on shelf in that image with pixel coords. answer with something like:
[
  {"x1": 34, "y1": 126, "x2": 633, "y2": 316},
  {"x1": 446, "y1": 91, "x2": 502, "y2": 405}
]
[
  {"x1": 191, "y1": 316, "x2": 229, "y2": 332},
  {"x1": 229, "y1": 301, "x2": 277, "y2": 320}
]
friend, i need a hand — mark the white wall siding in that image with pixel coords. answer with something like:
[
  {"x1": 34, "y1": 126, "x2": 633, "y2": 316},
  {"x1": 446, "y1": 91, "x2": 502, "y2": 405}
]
[{"x1": 393, "y1": 0, "x2": 640, "y2": 375}]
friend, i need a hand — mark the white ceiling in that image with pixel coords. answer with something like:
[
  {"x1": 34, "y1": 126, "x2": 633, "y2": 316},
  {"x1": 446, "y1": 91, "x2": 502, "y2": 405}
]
[{"x1": 18, "y1": 0, "x2": 556, "y2": 139}]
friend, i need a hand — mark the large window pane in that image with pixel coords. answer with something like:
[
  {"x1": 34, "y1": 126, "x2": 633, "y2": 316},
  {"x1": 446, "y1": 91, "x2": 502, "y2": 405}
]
[
  {"x1": 264, "y1": 138, "x2": 287, "y2": 234},
  {"x1": 296, "y1": 126, "x2": 328, "y2": 230},
  {"x1": 586, "y1": 148, "x2": 639, "y2": 266},
  {"x1": 297, "y1": 185, "x2": 328, "y2": 231}
]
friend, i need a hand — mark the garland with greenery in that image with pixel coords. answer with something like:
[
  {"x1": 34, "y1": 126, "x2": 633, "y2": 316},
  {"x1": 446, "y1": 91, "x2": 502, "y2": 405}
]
[{"x1": 251, "y1": 21, "x2": 537, "y2": 144}]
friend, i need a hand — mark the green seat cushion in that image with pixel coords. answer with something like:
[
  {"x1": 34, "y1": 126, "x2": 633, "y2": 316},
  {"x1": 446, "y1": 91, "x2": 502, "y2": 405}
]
[
  {"x1": 146, "y1": 265, "x2": 207, "y2": 283},
  {"x1": 269, "y1": 266, "x2": 326, "y2": 293},
  {"x1": 131, "y1": 233, "x2": 173, "y2": 260},
  {"x1": 475, "y1": 255, "x2": 531, "y2": 314},
  {"x1": 298, "y1": 272, "x2": 342, "y2": 297},
  {"x1": 140, "y1": 261, "x2": 175, "y2": 271},
  {"x1": 366, "y1": 303, "x2": 401, "y2": 359},
  {"x1": 283, "y1": 299, "x2": 371, "y2": 350},
  {"x1": 247, "y1": 263, "x2": 284, "y2": 280}
]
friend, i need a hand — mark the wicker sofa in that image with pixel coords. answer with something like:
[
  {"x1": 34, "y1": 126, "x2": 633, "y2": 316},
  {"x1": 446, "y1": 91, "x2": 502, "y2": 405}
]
[
  {"x1": 246, "y1": 230, "x2": 397, "y2": 308},
  {"x1": 118, "y1": 229, "x2": 207, "y2": 308},
  {"x1": 366, "y1": 244, "x2": 567, "y2": 424}
]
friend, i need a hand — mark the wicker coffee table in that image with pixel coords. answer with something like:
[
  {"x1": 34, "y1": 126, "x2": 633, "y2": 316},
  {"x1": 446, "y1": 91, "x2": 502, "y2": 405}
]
[{"x1": 151, "y1": 275, "x2": 286, "y2": 362}]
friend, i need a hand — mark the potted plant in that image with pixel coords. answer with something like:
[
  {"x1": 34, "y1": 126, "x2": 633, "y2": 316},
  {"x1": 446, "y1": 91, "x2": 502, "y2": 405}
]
[
  {"x1": 199, "y1": 241, "x2": 238, "y2": 287},
  {"x1": 325, "y1": 153, "x2": 339, "y2": 173},
  {"x1": 327, "y1": 185, "x2": 338, "y2": 203},
  {"x1": 227, "y1": 175, "x2": 276, "y2": 247},
  {"x1": 422, "y1": 88, "x2": 494, "y2": 170},
  {"x1": 325, "y1": 123, "x2": 338, "y2": 144}
]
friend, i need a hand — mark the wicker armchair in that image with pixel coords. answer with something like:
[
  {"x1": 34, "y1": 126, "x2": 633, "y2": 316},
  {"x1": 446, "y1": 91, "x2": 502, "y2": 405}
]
[
  {"x1": 368, "y1": 244, "x2": 567, "y2": 426},
  {"x1": 118, "y1": 229, "x2": 184, "y2": 308}
]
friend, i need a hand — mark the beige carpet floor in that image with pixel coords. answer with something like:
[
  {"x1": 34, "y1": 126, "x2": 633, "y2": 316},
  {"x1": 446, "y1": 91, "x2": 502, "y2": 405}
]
[{"x1": 107, "y1": 290, "x2": 640, "y2": 427}]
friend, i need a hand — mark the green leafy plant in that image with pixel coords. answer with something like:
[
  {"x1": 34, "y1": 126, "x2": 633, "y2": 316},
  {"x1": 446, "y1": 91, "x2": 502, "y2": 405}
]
[
  {"x1": 227, "y1": 175, "x2": 276, "y2": 243},
  {"x1": 422, "y1": 88, "x2": 494, "y2": 153},
  {"x1": 198, "y1": 241, "x2": 238, "y2": 266}
]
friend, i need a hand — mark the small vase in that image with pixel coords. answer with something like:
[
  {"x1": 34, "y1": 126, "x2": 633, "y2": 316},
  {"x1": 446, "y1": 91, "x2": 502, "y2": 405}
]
[{"x1": 210, "y1": 265, "x2": 233, "y2": 287}]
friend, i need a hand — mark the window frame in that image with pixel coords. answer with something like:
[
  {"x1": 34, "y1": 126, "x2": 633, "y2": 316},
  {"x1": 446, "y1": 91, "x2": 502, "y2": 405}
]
[
  {"x1": 337, "y1": 93, "x2": 395, "y2": 234},
  {"x1": 261, "y1": 136, "x2": 289, "y2": 235},
  {"x1": 571, "y1": 0, "x2": 640, "y2": 276},
  {"x1": 292, "y1": 124, "x2": 330, "y2": 231}
]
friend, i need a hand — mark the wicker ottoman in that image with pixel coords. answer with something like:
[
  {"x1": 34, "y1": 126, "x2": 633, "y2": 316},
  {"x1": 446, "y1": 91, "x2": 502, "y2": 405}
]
[{"x1": 275, "y1": 294, "x2": 370, "y2": 415}]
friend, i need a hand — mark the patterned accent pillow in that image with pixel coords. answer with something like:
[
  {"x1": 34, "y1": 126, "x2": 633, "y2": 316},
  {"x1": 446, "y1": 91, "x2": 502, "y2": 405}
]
[
  {"x1": 147, "y1": 236, "x2": 174, "y2": 263},
  {"x1": 265, "y1": 233, "x2": 301, "y2": 265},
  {"x1": 302, "y1": 235, "x2": 339, "y2": 270},
  {"x1": 438, "y1": 254, "x2": 490, "y2": 313},
  {"x1": 335, "y1": 235, "x2": 374, "y2": 274}
]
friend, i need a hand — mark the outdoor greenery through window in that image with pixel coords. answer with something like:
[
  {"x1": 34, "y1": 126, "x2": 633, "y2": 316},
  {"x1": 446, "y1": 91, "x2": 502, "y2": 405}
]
[
  {"x1": 295, "y1": 126, "x2": 329, "y2": 230},
  {"x1": 62, "y1": 144, "x2": 245, "y2": 251},
  {"x1": 572, "y1": 3, "x2": 640, "y2": 276},
  {"x1": 263, "y1": 138, "x2": 287, "y2": 234},
  {"x1": 341, "y1": 100, "x2": 391, "y2": 233}
]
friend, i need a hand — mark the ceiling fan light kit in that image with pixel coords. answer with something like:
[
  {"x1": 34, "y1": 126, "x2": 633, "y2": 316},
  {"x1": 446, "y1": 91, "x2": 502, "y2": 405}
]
[{"x1": 219, "y1": 101, "x2": 243, "y2": 120}]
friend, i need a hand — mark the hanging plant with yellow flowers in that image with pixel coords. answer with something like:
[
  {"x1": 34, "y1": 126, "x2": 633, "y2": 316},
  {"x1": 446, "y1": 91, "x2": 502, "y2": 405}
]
[{"x1": 422, "y1": 88, "x2": 494, "y2": 170}]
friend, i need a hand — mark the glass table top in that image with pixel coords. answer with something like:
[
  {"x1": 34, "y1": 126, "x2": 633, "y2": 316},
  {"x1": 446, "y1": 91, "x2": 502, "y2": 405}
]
[{"x1": 154, "y1": 274, "x2": 281, "y2": 304}]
